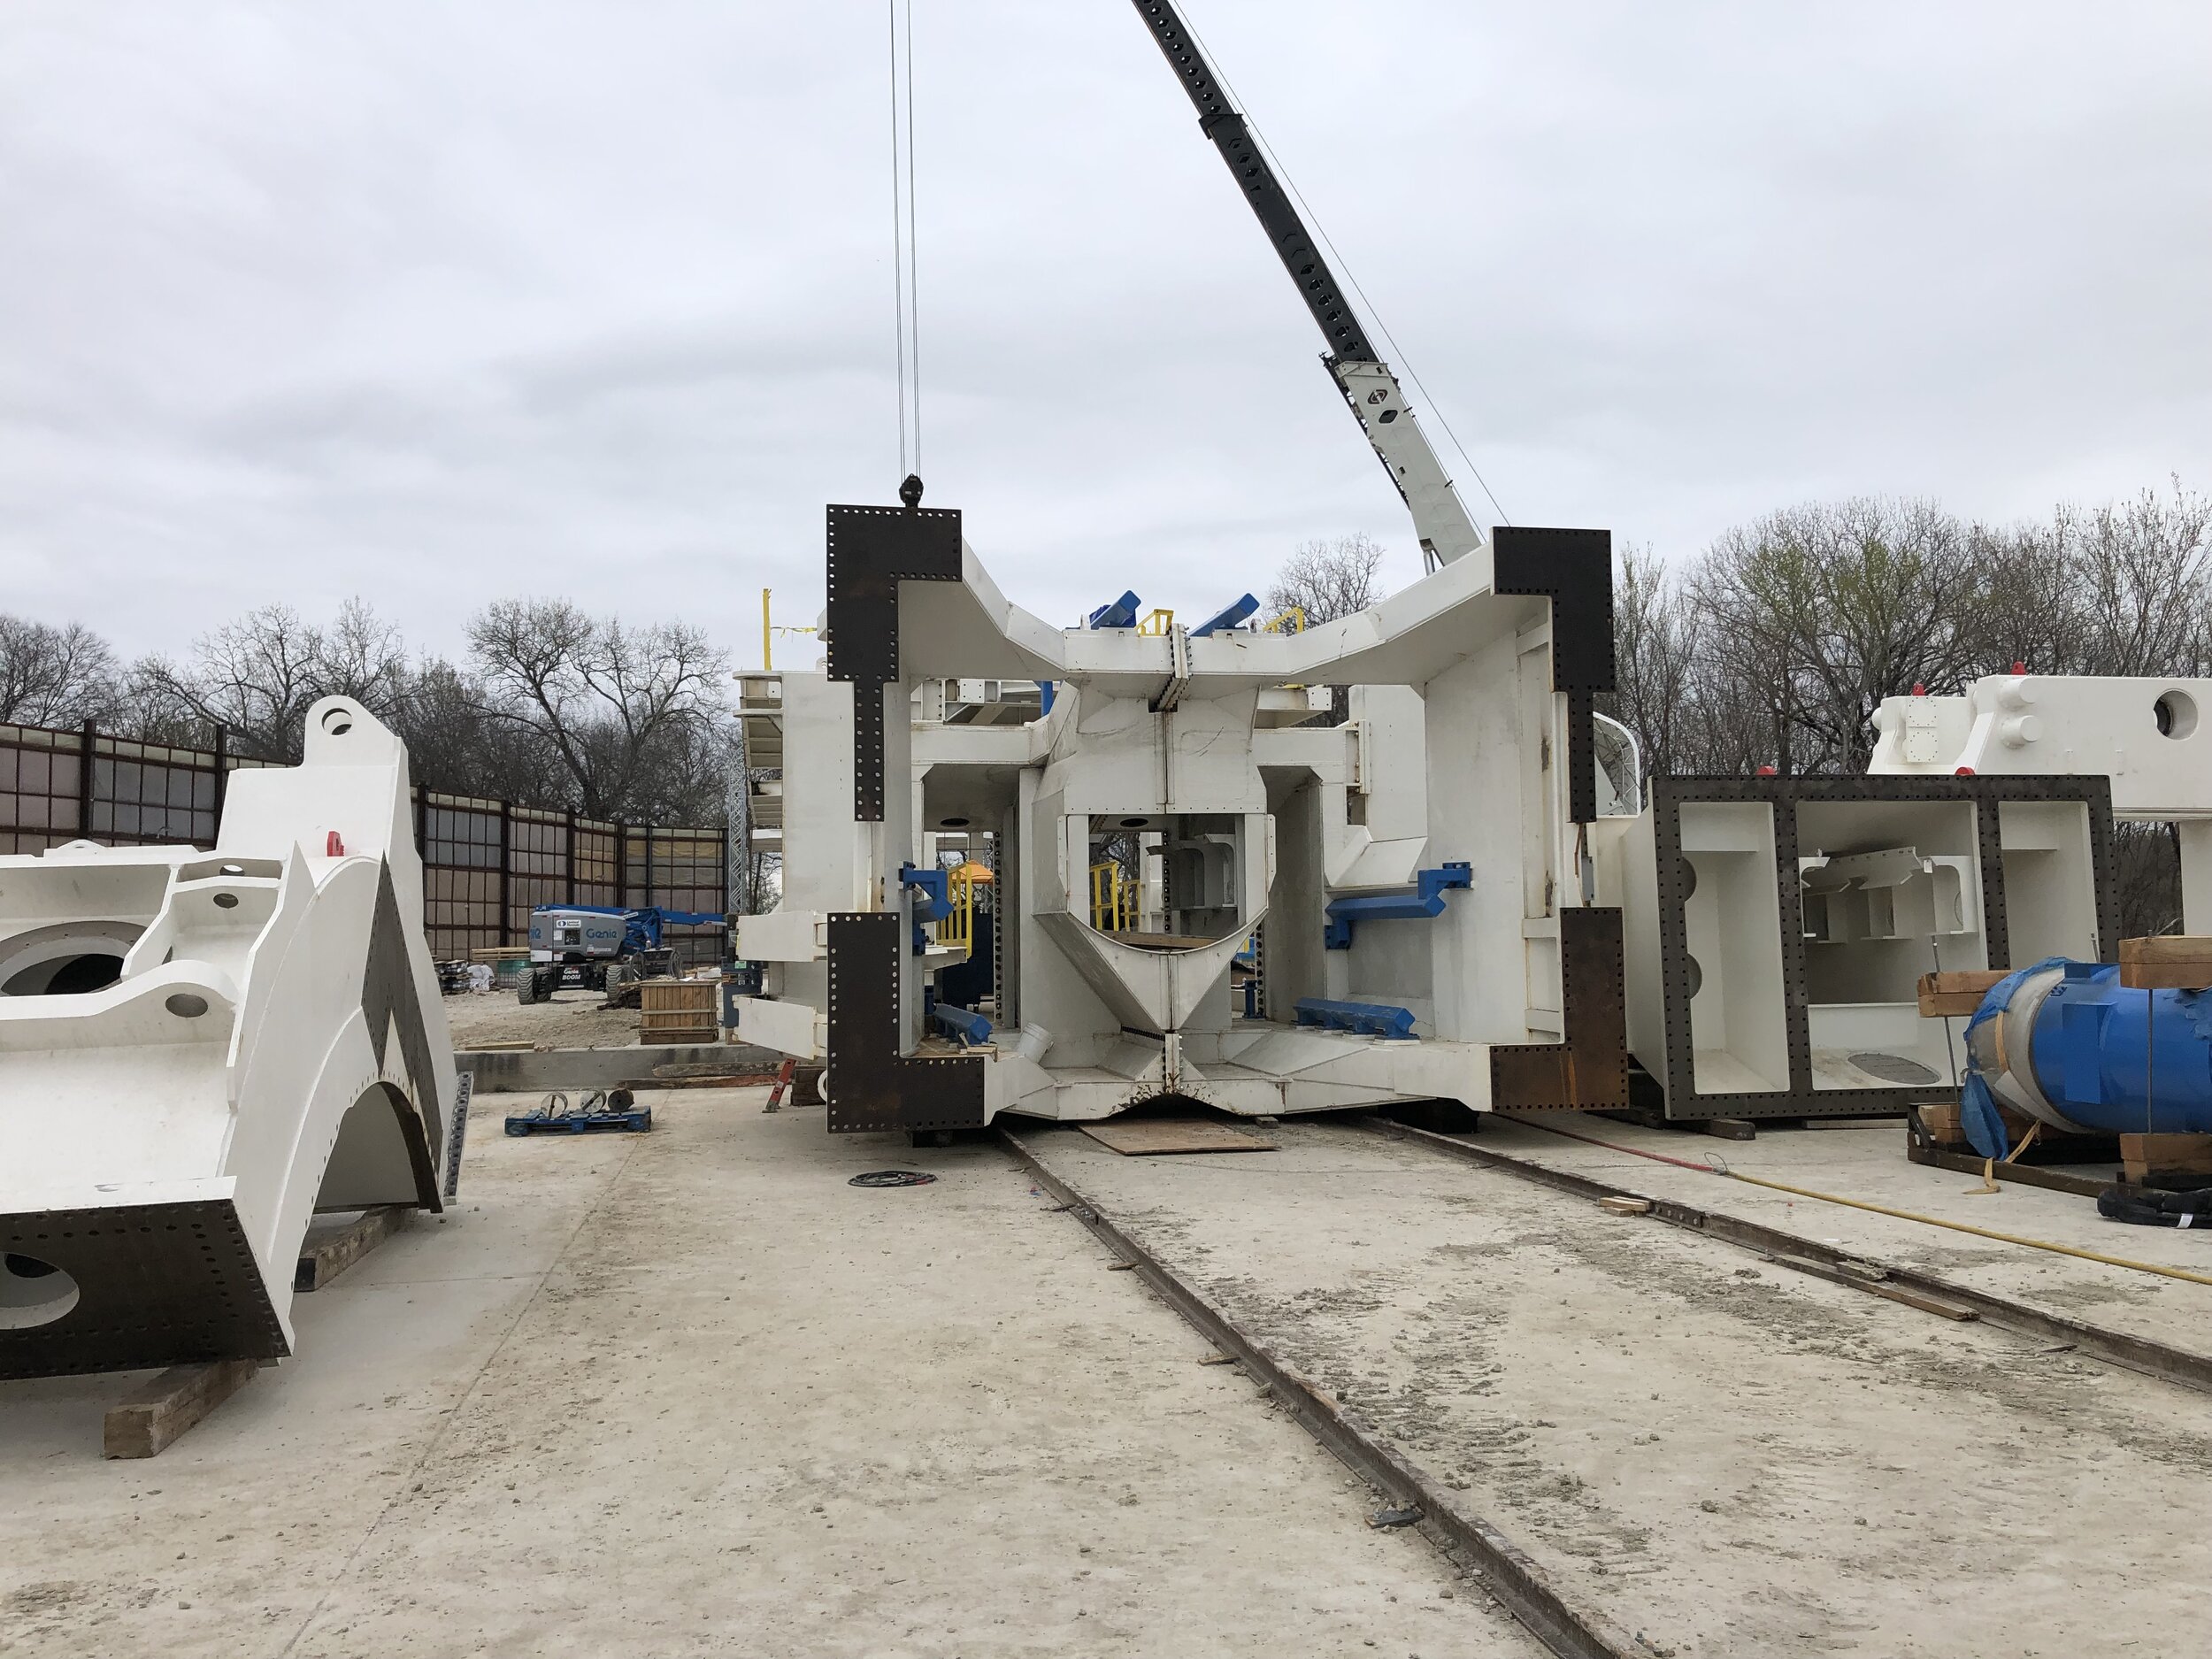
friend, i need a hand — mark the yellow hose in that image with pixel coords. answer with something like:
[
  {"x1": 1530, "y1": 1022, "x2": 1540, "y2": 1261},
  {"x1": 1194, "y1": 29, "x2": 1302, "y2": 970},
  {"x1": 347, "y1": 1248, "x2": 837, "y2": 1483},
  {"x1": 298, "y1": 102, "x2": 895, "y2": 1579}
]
[{"x1": 1724, "y1": 1169, "x2": 2212, "y2": 1289}]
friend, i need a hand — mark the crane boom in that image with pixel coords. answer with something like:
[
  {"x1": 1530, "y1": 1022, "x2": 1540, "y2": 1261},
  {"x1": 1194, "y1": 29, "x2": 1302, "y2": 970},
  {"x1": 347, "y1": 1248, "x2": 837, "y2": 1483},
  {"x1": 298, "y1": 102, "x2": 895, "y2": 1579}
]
[{"x1": 1129, "y1": 0, "x2": 1487, "y2": 570}]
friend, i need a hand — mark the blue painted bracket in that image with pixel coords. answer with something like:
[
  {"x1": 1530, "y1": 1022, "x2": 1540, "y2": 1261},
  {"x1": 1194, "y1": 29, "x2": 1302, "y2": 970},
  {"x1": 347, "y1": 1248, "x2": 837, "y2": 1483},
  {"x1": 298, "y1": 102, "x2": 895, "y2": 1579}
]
[
  {"x1": 1087, "y1": 591, "x2": 1141, "y2": 630},
  {"x1": 1192, "y1": 594, "x2": 1259, "y2": 637},
  {"x1": 900, "y1": 864, "x2": 949, "y2": 955},
  {"x1": 932, "y1": 1003, "x2": 995, "y2": 1048},
  {"x1": 1323, "y1": 863, "x2": 1473, "y2": 950},
  {"x1": 1294, "y1": 997, "x2": 1417, "y2": 1041}
]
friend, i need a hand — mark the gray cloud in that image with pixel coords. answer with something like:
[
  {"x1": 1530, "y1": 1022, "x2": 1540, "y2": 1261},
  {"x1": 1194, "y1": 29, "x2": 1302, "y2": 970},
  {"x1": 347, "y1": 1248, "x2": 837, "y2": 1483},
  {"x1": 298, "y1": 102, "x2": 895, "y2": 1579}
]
[{"x1": 3, "y1": 1, "x2": 2207, "y2": 666}]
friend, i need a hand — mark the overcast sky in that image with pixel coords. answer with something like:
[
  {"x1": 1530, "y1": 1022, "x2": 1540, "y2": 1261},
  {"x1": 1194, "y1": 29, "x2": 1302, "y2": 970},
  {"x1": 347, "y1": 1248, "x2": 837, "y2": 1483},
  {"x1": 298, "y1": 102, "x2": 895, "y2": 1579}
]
[{"x1": 4, "y1": 2, "x2": 2208, "y2": 667}]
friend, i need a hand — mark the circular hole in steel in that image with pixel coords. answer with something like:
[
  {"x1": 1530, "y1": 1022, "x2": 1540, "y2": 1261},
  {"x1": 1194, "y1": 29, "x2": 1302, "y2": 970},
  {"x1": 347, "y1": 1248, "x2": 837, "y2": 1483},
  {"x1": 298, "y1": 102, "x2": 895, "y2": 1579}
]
[
  {"x1": 2, "y1": 952, "x2": 123, "y2": 996},
  {"x1": 0, "y1": 1253, "x2": 80, "y2": 1330},
  {"x1": 1119, "y1": 817, "x2": 1148, "y2": 828},
  {"x1": 2155, "y1": 690, "x2": 2198, "y2": 740},
  {"x1": 1679, "y1": 858, "x2": 1699, "y2": 901},
  {"x1": 1684, "y1": 955, "x2": 1704, "y2": 999},
  {"x1": 212, "y1": 893, "x2": 240, "y2": 910},
  {"x1": 939, "y1": 817, "x2": 970, "y2": 828},
  {"x1": 320, "y1": 707, "x2": 354, "y2": 736},
  {"x1": 1378, "y1": 408, "x2": 1400, "y2": 423},
  {"x1": 165, "y1": 993, "x2": 210, "y2": 1018},
  {"x1": 1848, "y1": 1051, "x2": 1941, "y2": 1087},
  {"x1": 220, "y1": 863, "x2": 245, "y2": 875}
]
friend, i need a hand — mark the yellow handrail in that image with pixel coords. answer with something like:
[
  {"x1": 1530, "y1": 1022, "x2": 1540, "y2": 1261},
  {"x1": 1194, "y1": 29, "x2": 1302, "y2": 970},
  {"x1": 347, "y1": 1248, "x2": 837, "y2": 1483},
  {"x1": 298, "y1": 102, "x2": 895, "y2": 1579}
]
[
  {"x1": 936, "y1": 864, "x2": 975, "y2": 953},
  {"x1": 1138, "y1": 608, "x2": 1176, "y2": 636},
  {"x1": 1089, "y1": 862, "x2": 1133, "y2": 933},
  {"x1": 1259, "y1": 606, "x2": 1307, "y2": 634}
]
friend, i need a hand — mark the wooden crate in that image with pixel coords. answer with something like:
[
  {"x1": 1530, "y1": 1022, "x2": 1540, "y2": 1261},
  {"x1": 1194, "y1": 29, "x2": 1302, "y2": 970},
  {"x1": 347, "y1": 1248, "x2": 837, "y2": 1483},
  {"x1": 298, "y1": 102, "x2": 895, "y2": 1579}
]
[
  {"x1": 639, "y1": 979, "x2": 718, "y2": 1044},
  {"x1": 2119, "y1": 936, "x2": 2212, "y2": 991},
  {"x1": 2120, "y1": 1133, "x2": 2212, "y2": 1183}
]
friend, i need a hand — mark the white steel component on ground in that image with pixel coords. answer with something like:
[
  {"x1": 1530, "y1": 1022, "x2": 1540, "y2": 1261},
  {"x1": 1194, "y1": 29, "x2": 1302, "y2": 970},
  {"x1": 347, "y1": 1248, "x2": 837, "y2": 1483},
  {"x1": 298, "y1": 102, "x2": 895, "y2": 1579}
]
[
  {"x1": 0, "y1": 699, "x2": 458, "y2": 1379},
  {"x1": 736, "y1": 534, "x2": 1609, "y2": 1125}
]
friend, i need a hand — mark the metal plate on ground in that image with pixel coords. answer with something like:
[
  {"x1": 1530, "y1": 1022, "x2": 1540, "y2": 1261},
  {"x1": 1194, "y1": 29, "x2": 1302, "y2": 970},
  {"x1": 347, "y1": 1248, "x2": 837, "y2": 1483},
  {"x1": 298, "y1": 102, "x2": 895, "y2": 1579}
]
[{"x1": 1079, "y1": 1118, "x2": 1278, "y2": 1156}]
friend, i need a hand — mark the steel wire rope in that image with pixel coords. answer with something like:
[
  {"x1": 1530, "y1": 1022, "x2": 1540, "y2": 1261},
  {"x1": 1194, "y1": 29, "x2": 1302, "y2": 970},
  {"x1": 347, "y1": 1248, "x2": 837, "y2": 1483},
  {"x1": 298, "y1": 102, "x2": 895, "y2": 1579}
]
[
  {"x1": 886, "y1": 0, "x2": 923, "y2": 479},
  {"x1": 1175, "y1": 4, "x2": 1511, "y2": 532}
]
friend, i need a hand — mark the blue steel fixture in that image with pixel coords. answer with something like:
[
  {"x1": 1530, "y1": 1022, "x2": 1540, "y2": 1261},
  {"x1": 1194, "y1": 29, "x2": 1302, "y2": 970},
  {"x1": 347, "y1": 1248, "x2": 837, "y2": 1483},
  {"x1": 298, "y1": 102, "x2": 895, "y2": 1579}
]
[
  {"x1": 1087, "y1": 591, "x2": 1142, "y2": 630},
  {"x1": 1294, "y1": 997, "x2": 1418, "y2": 1040},
  {"x1": 1191, "y1": 594, "x2": 1260, "y2": 636},
  {"x1": 1324, "y1": 863, "x2": 1474, "y2": 950},
  {"x1": 899, "y1": 864, "x2": 950, "y2": 956},
  {"x1": 1959, "y1": 957, "x2": 2212, "y2": 1158},
  {"x1": 931, "y1": 1002, "x2": 995, "y2": 1048}
]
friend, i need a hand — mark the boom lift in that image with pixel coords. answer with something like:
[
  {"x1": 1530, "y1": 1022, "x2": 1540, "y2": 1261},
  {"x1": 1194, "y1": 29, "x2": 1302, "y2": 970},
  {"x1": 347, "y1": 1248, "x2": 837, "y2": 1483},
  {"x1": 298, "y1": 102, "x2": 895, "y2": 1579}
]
[{"x1": 1129, "y1": 1, "x2": 1488, "y2": 572}]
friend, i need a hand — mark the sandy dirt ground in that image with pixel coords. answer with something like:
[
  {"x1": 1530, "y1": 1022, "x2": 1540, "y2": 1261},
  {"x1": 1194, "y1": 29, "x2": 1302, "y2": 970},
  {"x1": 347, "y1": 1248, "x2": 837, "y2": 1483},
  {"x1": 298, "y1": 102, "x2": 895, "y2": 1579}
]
[
  {"x1": 1467, "y1": 1112, "x2": 2212, "y2": 1363},
  {"x1": 1017, "y1": 1118, "x2": 2212, "y2": 1659},
  {"x1": 444, "y1": 988, "x2": 643, "y2": 1050},
  {"x1": 0, "y1": 1093, "x2": 1543, "y2": 1659}
]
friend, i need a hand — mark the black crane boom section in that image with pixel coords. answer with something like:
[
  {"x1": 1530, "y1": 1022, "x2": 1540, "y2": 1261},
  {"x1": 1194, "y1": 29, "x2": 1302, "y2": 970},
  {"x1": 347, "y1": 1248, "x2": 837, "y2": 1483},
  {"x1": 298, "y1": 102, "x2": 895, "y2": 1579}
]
[{"x1": 1129, "y1": 1, "x2": 1379, "y2": 365}]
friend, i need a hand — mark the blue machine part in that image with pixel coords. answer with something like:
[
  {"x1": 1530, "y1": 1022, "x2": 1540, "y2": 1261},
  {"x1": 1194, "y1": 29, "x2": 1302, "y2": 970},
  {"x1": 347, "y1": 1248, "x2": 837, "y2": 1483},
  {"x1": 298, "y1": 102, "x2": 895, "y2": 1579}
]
[
  {"x1": 1960, "y1": 956, "x2": 2212, "y2": 1158},
  {"x1": 1039, "y1": 680, "x2": 1056, "y2": 714},
  {"x1": 1191, "y1": 594, "x2": 1259, "y2": 637},
  {"x1": 900, "y1": 864, "x2": 950, "y2": 956},
  {"x1": 932, "y1": 1002, "x2": 995, "y2": 1048},
  {"x1": 1087, "y1": 591, "x2": 1142, "y2": 630},
  {"x1": 1323, "y1": 864, "x2": 1473, "y2": 950},
  {"x1": 1294, "y1": 996, "x2": 1417, "y2": 1040}
]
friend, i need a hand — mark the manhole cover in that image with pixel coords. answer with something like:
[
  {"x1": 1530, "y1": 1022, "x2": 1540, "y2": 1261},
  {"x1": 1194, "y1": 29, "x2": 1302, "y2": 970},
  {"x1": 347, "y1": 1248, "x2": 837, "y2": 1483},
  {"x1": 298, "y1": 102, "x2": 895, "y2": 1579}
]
[{"x1": 1848, "y1": 1051, "x2": 1940, "y2": 1086}]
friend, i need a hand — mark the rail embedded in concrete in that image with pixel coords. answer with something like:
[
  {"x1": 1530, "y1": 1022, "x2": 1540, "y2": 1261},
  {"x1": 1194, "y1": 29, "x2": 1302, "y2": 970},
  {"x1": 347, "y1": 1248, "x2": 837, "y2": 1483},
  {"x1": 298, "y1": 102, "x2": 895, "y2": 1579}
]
[
  {"x1": 1368, "y1": 1117, "x2": 2212, "y2": 1400},
  {"x1": 998, "y1": 1125, "x2": 1641, "y2": 1659}
]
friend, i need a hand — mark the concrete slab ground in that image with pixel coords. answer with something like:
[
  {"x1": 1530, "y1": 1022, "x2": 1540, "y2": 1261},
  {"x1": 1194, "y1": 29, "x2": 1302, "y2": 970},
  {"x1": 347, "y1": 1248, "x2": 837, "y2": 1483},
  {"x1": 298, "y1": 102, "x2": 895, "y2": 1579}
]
[
  {"x1": 1477, "y1": 1112, "x2": 2212, "y2": 1363},
  {"x1": 0, "y1": 1091, "x2": 1543, "y2": 1659},
  {"x1": 1018, "y1": 1118, "x2": 2212, "y2": 1659}
]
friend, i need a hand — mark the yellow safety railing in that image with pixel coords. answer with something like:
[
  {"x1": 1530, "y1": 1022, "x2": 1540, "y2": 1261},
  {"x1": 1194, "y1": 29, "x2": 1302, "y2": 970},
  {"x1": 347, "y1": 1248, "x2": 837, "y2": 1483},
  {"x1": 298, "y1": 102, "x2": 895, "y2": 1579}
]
[
  {"x1": 1259, "y1": 606, "x2": 1307, "y2": 634},
  {"x1": 1137, "y1": 608, "x2": 1176, "y2": 636},
  {"x1": 937, "y1": 863, "x2": 977, "y2": 954},
  {"x1": 1089, "y1": 862, "x2": 1133, "y2": 933}
]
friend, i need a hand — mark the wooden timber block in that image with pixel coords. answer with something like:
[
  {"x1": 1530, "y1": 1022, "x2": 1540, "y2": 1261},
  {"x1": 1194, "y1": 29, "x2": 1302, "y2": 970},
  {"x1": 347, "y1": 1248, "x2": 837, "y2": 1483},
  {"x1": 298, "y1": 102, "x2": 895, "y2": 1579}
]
[
  {"x1": 2119, "y1": 936, "x2": 2212, "y2": 991},
  {"x1": 1598, "y1": 1195, "x2": 1653, "y2": 1216},
  {"x1": 2120, "y1": 1133, "x2": 2212, "y2": 1183},
  {"x1": 104, "y1": 1360, "x2": 258, "y2": 1459},
  {"x1": 1701, "y1": 1118, "x2": 1758, "y2": 1141},
  {"x1": 1917, "y1": 971, "x2": 2007, "y2": 1018},
  {"x1": 1916, "y1": 1102, "x2": 1968, "y2": 1147},
  {"x1": 296, "y1": 1205, "x2": 408, "y2": 1293}
]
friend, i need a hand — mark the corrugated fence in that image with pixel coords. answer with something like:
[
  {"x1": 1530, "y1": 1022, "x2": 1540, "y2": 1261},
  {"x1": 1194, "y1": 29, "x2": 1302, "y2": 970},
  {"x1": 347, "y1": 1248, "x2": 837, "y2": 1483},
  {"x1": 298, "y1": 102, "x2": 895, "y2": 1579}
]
[{"x1": 0, "y1": 719, "x2": 727, "y2": 968}]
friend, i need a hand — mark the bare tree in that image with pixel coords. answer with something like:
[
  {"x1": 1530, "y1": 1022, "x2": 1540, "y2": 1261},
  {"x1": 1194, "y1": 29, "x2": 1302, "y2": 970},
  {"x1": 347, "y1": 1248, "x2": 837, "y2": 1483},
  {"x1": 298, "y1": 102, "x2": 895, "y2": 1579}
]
[
  {"x1": 133, "y1": 599, "x2": 413, "y2": 762},
  {"x1": 1266, "y1": 533, "x2": 1386, "y2": 626},
  {"x1": 467, "y1": 600, "x2": 731, "y2": 822},
  {"x1": 0, "y1": 616, "x2": 121, "y2": 728},
  {"x1": 1603, "y1": 544, "x2": 1701, "y2": 780}
]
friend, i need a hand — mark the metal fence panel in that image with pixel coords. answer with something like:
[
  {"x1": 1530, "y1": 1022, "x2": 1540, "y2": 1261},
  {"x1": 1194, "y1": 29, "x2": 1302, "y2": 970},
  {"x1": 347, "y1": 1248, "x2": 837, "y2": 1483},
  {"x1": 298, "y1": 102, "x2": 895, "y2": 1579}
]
[{"x1": 0, "y1": 721, "x2": 728, "y2": 964}]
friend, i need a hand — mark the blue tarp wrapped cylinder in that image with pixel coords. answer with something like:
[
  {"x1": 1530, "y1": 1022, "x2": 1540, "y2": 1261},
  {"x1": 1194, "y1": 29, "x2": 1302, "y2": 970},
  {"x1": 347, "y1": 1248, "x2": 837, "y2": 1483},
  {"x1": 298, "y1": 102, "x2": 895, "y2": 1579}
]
[{"x1": 1959, "y1": 957, "x2": 2212, "y2": 1159}]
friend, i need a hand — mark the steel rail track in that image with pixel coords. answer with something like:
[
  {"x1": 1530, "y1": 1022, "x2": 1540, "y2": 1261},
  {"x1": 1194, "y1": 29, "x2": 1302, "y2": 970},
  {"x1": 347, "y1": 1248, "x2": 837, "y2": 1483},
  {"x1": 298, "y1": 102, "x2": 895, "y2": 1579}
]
[
  {"x1": 1365, "y1": 1116, "x2": 2212, "y2": 1399},
  {"x1": 998, "y1": 1125, "x2": 1642, "y2": 1659}
]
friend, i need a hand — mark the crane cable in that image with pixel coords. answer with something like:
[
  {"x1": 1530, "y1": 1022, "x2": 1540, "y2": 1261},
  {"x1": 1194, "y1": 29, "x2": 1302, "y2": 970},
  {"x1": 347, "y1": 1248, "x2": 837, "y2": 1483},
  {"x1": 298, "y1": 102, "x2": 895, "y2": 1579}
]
[
  {"x1": 1176, "y1": 4, "x2": 1510, "y2": 530},
  {"x1": 887, "y1": 0, "x2": 922, "y2": 483}
]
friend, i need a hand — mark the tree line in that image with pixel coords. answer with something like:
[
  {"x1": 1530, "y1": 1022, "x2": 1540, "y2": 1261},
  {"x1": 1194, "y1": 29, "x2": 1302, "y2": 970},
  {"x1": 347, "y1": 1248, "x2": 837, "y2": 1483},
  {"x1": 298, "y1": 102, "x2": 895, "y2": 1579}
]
[
  {"x1": 0, "y1": 599, "x2": 734, "y2": 826},
  {"x1": 1606, "y1": 481, "x2": 2212, "y2": 780}
]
